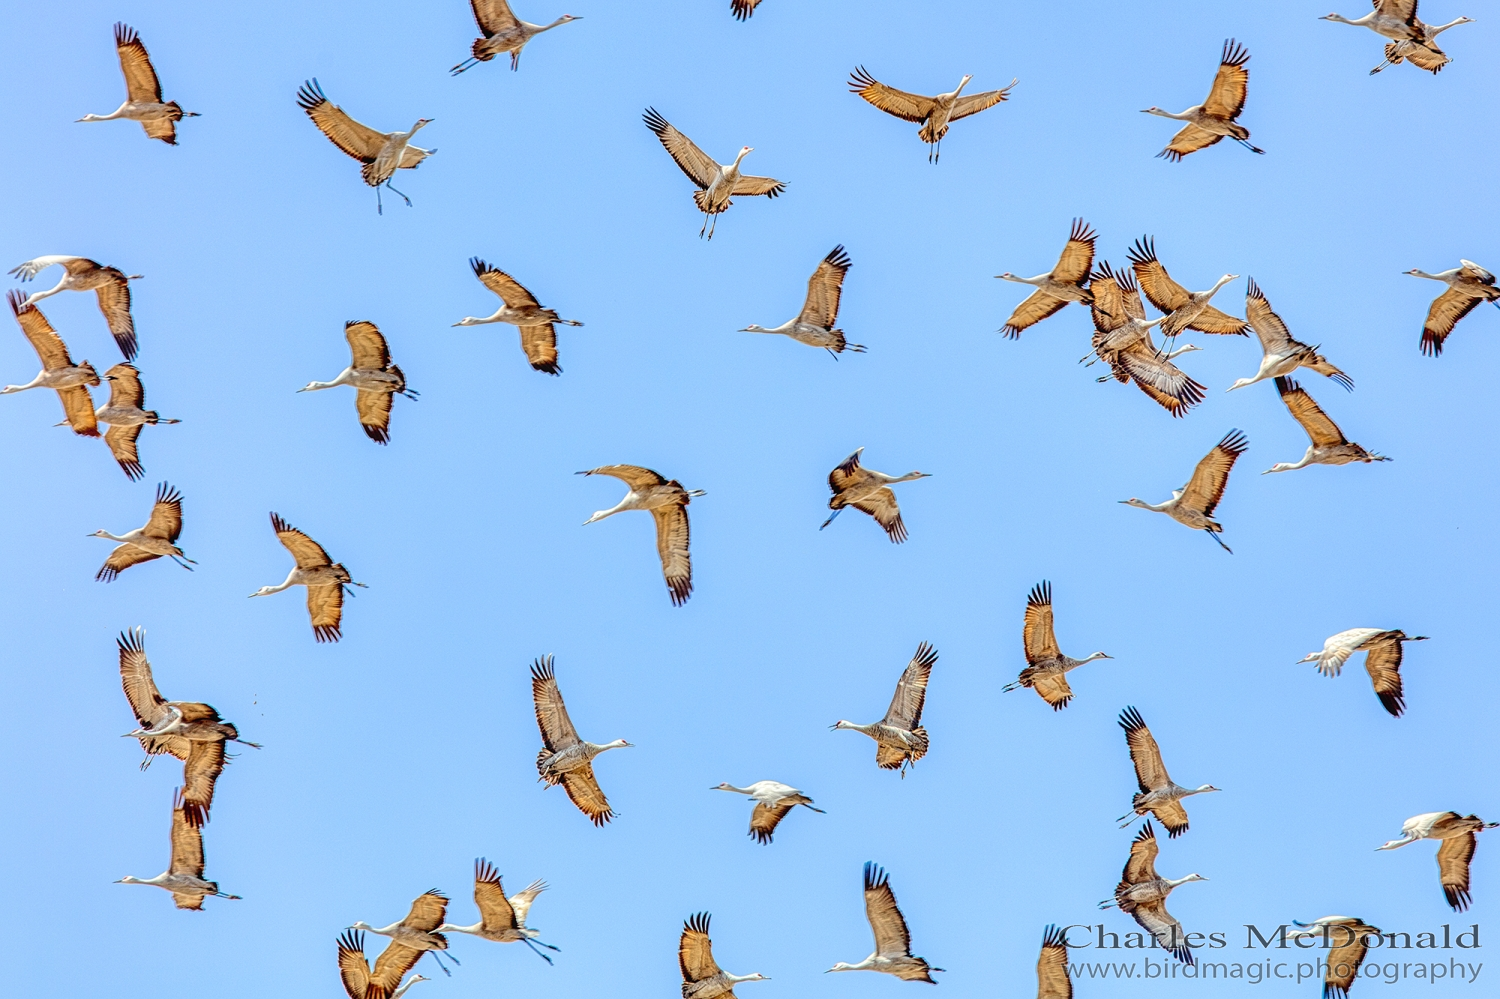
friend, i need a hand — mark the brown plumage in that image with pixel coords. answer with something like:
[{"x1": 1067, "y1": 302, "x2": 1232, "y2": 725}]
[
  {"x1": 578, "y1": 464, "x2": 701, "y2": 605},
  {"x1": 1265, "y1": 377, "x2": 1388, "y2": 473},
  {"x1": 1116, "y1": 706, "x2": 1218, "y2": 837},
  {"x1": 833, "y1": 643, "x2": 936, "y2": 774},
  {"x1": 1289, "y1": 918, "x2": 1381, "y2": 999},
  {"x1": 1121, "y1": 430, "x2": 1248, "y2": 553},
  {"x1": 1004, "y1": 581, "x2": 1111, "y2": 710},
  {"x1": 849, "y1": 67, "x2": 1015, "y2": 163},
  {"x1": 460, "y1": 258, "x2": 584, "y2": 375},
  {"x1": 451, "y1": 0, "x2": 580, "y2": 74},
  {"x1": 822, "y1": 447, "x2": 930, "y2": 543},
  {"x1": 642, "y1": 108, "x2": 785, "y2": 237},
  {"x1": 1127, "y1": 238, "x2": 1248, "y2": 337},
  {"x1": 1087, "y1": 263, "x2": 1205, "y2": 416},
  {"x1": 828, "y1": 863, "x2": 943, "y2": 981},
  {"x1": 679, "y1": 912, "x2": 769, "y2": 999},
  {"x1": 84, "y1": 24, "x2": 199, "y2": 144},
  {"x1": 97, "y1": 362, "x2": 178, "y2": 480},
  {"x1": 531, "y1": 655, "x2": 630, "y2": 826},
  {"x1": 998, "y1": 219, "x2": 1097, "y2": 337},
  {"x1": 4, "y1": 290, "x2": 100, "y2": 435},
  {"x1": 351, "y1": 892, "x2": 453, "y2": 984},
  {"x1": 253, "y1": 513, "x2": 365, "y2": 642},
  {"x1": 1106, "y1": 822, "x2": 1201, "y2": 965},
  {"x1": 338, "y1": 929, "x2": 427, "y2": 999},
  {"x1": 730, "y1": 0, "x2": 763, "y2": 19},
  {"x1": 1409, "y1": 260, "x2": 1499, "y2": 357},
  {"x1": 6, "y1": 256, "x2": 139, "y2": 359},
  {"x1": 296, "y1": 79, "x2": 434, "y2": 212},
  {"x1": 1036, "y1": 925, "x2": 1072, "y2": 999},
  {"x1": 1145, "y1": 40, "x2": 1262, "y2": 161},
  {"x1": 95, "y1": 482, "x2": 191, "y2": 581}
]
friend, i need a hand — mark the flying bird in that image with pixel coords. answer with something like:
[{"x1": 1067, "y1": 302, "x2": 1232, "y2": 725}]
[
  {"x1": 531, "y1": 655, "x2": 632, "y2": 826},
  {"x1": 1378, "y1": 812, "x2": 1498, "y2": 911},
  {"x1": 1285, "y1": 917, "x2": 1381, "y2": 999},
  {"x1": 436, "y1": 859, "x2": 558, "y2": 963},
  {"x1": 3, "y1": 291, "x2": 99, "y2": 436},
  {"x1": 712, "y1": 781, "x2": 825, "y2": 844},
  {"x1": 1264, "y1": 377, "x2": 1388, "y2": 473},
  {"x1": 1085, "y1": 263, "x2": 1204, "y2": 416},
  {"x1": 1406, "y1": 260, "x2": 1498, "y2": 357},
  {"x1": 297, "y1": 79, "x2": 435, "y2": 214},
  {"x1": 1099, "y1": 822, "x2": 1204, "y2": 965},
  {"x1": 642, "y1": 108, "x2": 785, "y2": 239},
  {"x1": 1321, "y1": 2, "x2": 1454, "y2": 50},
  {"x1": 1034, "y1": 925, "x2": 1073, "y2": 999},
  {"x1": 338, "y1": 930, "x2": 429, "y2": 999},
  {"x1": 822, "y1": 447, "x2": 930, "y2": 543},
  {"x1": 115, "y1": 788, "x2": 242, "y2": 909},
  {"x1": 730, "y1": 0, "x2": 763, "y2": 19},
  {"x1": 451, "y1": 1, "x2": 580, "y2": 74},
  {"x1": 832, "y1": 642, "x2": 936, "y2": 775},
  {"x1": 1227, "y1": 280, "x2": 1352, "y2": 391},
  {"x1": 828, "y1": 863, "x2": 943, "y2": 982},
  {"x1": 1142, "y1": 40, "x2": 1263, "y2": 160},
  {"x1": 93, "y1": 482, "x2": 195, "y2": 581},
  {"x1": 1120, "y1": 429, "x2": 1248, "y2": 553},
  {"x1": 250, "y1": 513, "x2": 366, "y2": 642},
  {"x1": 739, "y1": 245, "x2": 864, "y2": 356},
  {"x1": 453, "y1": 258, "x2": 582, "y2": 375},
  {"x1": 1003, "y1": 581, "x2": 1112, "y2": 711},
  {"x1": 350, "y1": 891, "x2": 458, "y2": 977},
  {"x1": 298, "y1": 321, "x2": 417, "y2": 444},
  {"x1": 95, "y1": 363, "x2": 179, "y2": 480},
  {"x1": 1296, "y1": 629, "x2": 1427, "y2": 717},
  {"x1": 1127, "y1": 239, "x2": 1246, "y2": 339},
  {"x1": 117, "y1": 627, "x2": 259, "y2": 826},
  {"x1": 997, "y1": 219, "x2": 1096, "y2": 337},
  {"x1": 848, "y1": 66, "x2": 1016, "y2": 163},
  {"x1": 679, "y1": 912, "x2": 770, "y2": 999},
  {"x1": 1371, "y1": 16, "x2": 1473, "y2": 73},
  {"x1": 578, "y1": 464, "x2": 703, "y2": 605},
  {"x1": 1116, "y1": 707, "x2": 1219, "y2": 836},
  {"x1": 76, "y1": 24, "x2": 198, "y2": 144},
  {"x1": 8, "y1": 256, "x2": 140, "y2": 359}
]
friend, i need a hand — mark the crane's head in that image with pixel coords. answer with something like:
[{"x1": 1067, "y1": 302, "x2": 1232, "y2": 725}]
[
  {"x1": 88, "y1": 529, "x2": 114, "y2": 539},
  {"x1": 1180, "y1": 873, "x2": 1208, "y2": 884},
  {"x1": 1119, "y1": 498, "x2": 1150, "y2": 509},
  {"x1": 827, "y1": 963, "x2": 856, "y2": 973},
  {"x1": 1085, "y1": 652, "x2": 1113, "y2": 663},
  {"x1": 115, "y1": 876, "x2": 144, "y2": 884},
  {"x1": 348, "y1": 921, "x2": 375, "y2": 932},
  {"x1": 1140, "y1": 106, "x2": 1166, "y2": 116},
  {"x1": 248, "y1": 586, "x2": 277, "y2": 598}
]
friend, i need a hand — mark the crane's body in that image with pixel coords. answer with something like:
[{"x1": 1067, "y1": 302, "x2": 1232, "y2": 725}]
[
  {"x1": 452, "y1": 1, "x2": 580, "y2": 73},
  {"x1": 77, "y1": 25, "x2": 198, "y2": 144}
]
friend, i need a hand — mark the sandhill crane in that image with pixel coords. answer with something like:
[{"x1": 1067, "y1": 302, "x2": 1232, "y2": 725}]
[
  {"x1": 1285, "y1": 917, "x2": 1381, "y2": 998},
  {"x1": 117, "y1": 628, "x2": 259, "y2": 826},
  {"x1": 1227, "y1": 280, "x2": 1352, "y2": 391},
  {"x1": 712, "y1": 781, "x2": 825, "y2": 844},
  {"x1": 250, "y1": 513, "x2": 366, "y2": 642},
  {"x1": 115, "y1": 789, "x2": 241, "y2": 908},
  {"x1": 1086, "y1": 263, "x2": 1204, "y2": 416},
  {"x1": 679, "y1": 912, "x2": 770, "y2": 998},
  {"x1": 451, "y1": 1, "x2": 580, "y2": 74},
  {"x1": 997, "y1": 220, "x2": 1096, "y2": 337},
  {"x1": 351, "y1": 891, "x2": 458, "y2": 976},
  {"x1": 1296, "y1": 629, "x2": 1427, "y2": 717},
  {"x1": 436, "y1": 859, "x2": 558, "y2": 962},
  {"x1": 338, "y1": 930, "x2": 430, "y2": 999},
  {"x1": 531, "y1": 655, "x2": 632, "y2": 826},
  {"x1": 299, "y1": 321, "x2": 417, "y2": 444},
  {"x1": 1120, "y1": 429, "x2": 1248, "y2": 553},
  {"x1": 1116, "y1": 707, "x2": 1219, "y2": 837},
  {"x1": 642, "y1": 108, "x2": 785, "y2": 239},
  {"x1": 1377, "y1": 812, "x2": 1498, "y2": 911},
  {"x1": 93, "y1": 363, "x2": 178, "y2": 480},
  {"x1": 93, "y1": 482, "x2": 195, "y2": 581},
  {"x1": 296, "y1": 79, "x2": 435, "y2": 214},
  {"x1": 1003, "y1": 581, "x2": 1111, "y2": 710},
  {"x1": 453, "y1": 258, "x2": 582, "y2": 375},
  {"x1": 731, "y1": 0, "x2": 763, "y2": 19},
  {"x1": 1406, "y1": 259, "x2": 1498, "y2": 356},
  {"x1": 578, "y1": 465, "x2": 702, "y2": 605},
  {"x1": 1321, "y1": 1, "x2": 1448, "y2": 44},
  {"x1": 8, "y1": 256, "x2": 140, "y2": 358},
  {"x1": 1372, "y1": 16, "x2": 1473, "y2": 73},
  {"x1": 1128, "y1": 238, "x2": 1246, "y2": 340},
  {"x1": 821, "y1": 447, "x2": 929, "y2": 543},
  {"x1": 3, "y1": 291, "x2": 99, "y2": 436},
  {"x1": 1265, "y1": 377, "x2": 1388, "y2": 473},
  {"x1": 1099, "y1": 822, "x2": 1204, "y2": 965},
  {"x1": 832, "y1": 642, "x2": 936, "y2": 776},
  {"x1": 740, "y1": 245, "x2": 864, "y2": 357},
  {"x1": 848, "y1": 67, "x2": 1016, "y2": 163},
  {"x1": 76, "y1": 24, "x2": 198, "y2": 144},
  {"x1": 1034, "y1": 925, "x2": 1072, "y2": 999},
  {"x1": 828, "y1": 863, "x2": 943, "y2": 982},
  {"x1": 1143, "y1": 40, "x2": 1263, "y2": 161}
]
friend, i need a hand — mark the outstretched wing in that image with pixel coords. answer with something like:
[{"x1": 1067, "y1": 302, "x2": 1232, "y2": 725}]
[
  {"x1": 1420, "y1": 287, "x2": 1482, "y2": 357},
  {"x1": 337, "y1": 931, "x2": 374, "y2": 999},
  {"x1": 798, "y1": 245, "x2": 850, "y2": 328},
  {"x1": 345, "y1": 321, "x2": 391, "y2": 370},
  {"x1": 118, "y1": 628, "x2": 171, "y2": 729},
  {"x1": 1159, "y1": 123, "x2": 1224, "y2": 162},
  {"x1": 731, "y1": 173, "x2": 786, "y2": 198},
  {"x1": 93, "y1": 277, "x2": 137, "y2": 359},
  {"x1": 1179, "y1": 430, "x2": 1247, "y2": 518},
  {"x1": 862, "y1": 863, "x2": 913, "y2": 957},
  {"x1": 402, "y1": 890, "x2": 449, "y2": 932},
  {"x1": 103, "y1": 362, "x2": 145, "y2": 409},
  {"x1": 560, "y1": 764, "x2": 614, "y2": 825},
  {"x1": 98, "y1": 542, "x2": 161, "y2": 581},
  {"x1": 306, "y1": 584, "x2": 345, "y2": 643},
  {"x1": 1437, "y1": 833, "x2": 1477, "y2": 912},
  {"x1": 1119, "y1": 707, "x2": 1171, "y2": 794},
  {"x1": 297, "y1": 79, "x2": 385, "y2": 163},
  {"x1": 270, "y1": 513, "x2": 334, "y2": 569},
  {"x1": 8, "y1": 291, "x2": 73, "y2": 369},
  {"x1": 168, "y1": 789, "x2": 206, "y2": 879},
  {"x1": 1118, "y1": 343, "x2": 1205, "y2": 416},
  {"x1": 1275, "y1": 378, "x2": 1346, "y2": 448},
  {"x1": 749, "y1": 803, "x2": 793, "y2": 844},
  {"x1": 530, "y1": 655, "x2": 580, "y2": 751},
  {"x1": 1133, "y1": 900, "x2": 1193, "y2": 965},
  {"x1": 471, "y1": 258, "x2": 542, "y2": 310},
  {"x1": 827, "y1": 448, "x2": 864, "y2": 493},
  {"x1": 104, "y1": 423, "x2": 144, "y2": 479},
  {"x1": 848, "y1": 67, "x2": 937, "y2": 122},
  {"x1": 1362, "y1": 635, "x2": 1407, "y2": 718},
  {"x1": 950, "y1": 79, "x2": 1017, "y2": 120},
  {"x1": 146, "y1": 482, "x2": 184, "y2": 542},
  {"x1": 181, "y1": 740, "x2": 226, "y2": 828},
  {"x1": 1127, "y1": 238, "x2": 1192, "y2": 312},
  {"x1": 1123, "y1": 822, "x2": 1160, "y2": 883},
  {"x1": 1031, "y1": 673, "x2": 1073, "y2": 711},
  {"x1": 882, "y1": 642, "x2": 936, "y2": 729},
  {"x1": 58, "y1": 386, "x2": 100, "y2": 437},
  {"x1": 114, "y1": 24, "x2": 164, "y2": 104},
  {"x1": 642, "y1": 108, "x2": 719, "y2": 189},
  {"x1": 1001, "y1": 290, "x2": 1069, "y2": 338},
  {"x1": 473, "y1": 858, "x2": 519, "y2": 933},
  {"x1": 1037, "y1": 925, "x2": 1073, "y2": 999},
  {"x1": 679, "y1": 912, "x2": 721, "y2": 983},
  {"x1": 508, "y1": 879, "x2": 547, "y2": 927},
  {"x1": 469, "y1": 0, "x2": 519, "y2": 37},
  {"x1": 519, "y1": 323, "x2": 560, "y2": 375},
  {"x1": 1023, "y1": 582, "x2": 1060, "y2": 663},
  {"x1": 1185, "y1": 304, "x2": 1249, "y2": 336},
  {"x1": 578, "y1": 464, "x2": 667, "y2": 490},
  {"x1": 1325, "y1": 923, "x2": 1378, "y2": 998},
  {"x1": 1202, "y1": 39, "x2": 1250, "y2": 120},
  {"x1": 1245, "y1": 279, "x2": 1295, "y2": 354},
  {"x1": 370, "y1": 941, "x2": 425, "y2": 997},
  {"x1": 652, "y1": 502, "x2": 693, "y2": 607},
  {"x1": 1051, "y1": 218, "x2": 1097, "y2": 285},
  {"x1": 854, "y1": 489, "x2": 906, "y2": 543},
  {"x1": 730, "y1": 0, "x2": 763, "y2": 19},
  {"x1": 356, "y1": 389, "x2": 395, "y2": 444}
]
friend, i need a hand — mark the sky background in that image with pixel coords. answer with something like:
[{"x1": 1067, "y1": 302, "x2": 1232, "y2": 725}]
[{"x1": 2, "y1": 0, "x2": 1497, "y2": 995}]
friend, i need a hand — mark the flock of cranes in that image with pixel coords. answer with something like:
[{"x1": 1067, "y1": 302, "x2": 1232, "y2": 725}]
[{"x1": 7, "y1": 5, "x2": 1493, "y2": 999}]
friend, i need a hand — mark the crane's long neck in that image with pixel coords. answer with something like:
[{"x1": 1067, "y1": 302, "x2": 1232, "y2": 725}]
[
  {"x1": 1148, "y1": 108, "x2": 1191, "y2": 121},
  {"x1": 436, "y1": 922, "x2": 482, "y2": 935},
  {"x1": 1, "y1": 373, "x2": 47, "y2": 393},
  {"x1": 1407, "y1": 269, "x2": 1445, "y2": 282},
  {"x1": 541, "y1": 16, "x2": 572, "y2": 30},
  {"x1": 720, "y1": 785, "x2": 754, "y2": 795},
  {"x1": 95, "y1": 531, "x2": 130, "y2": 543},
  {"x1": 1164, "y1": 875, "x2": 1197, "y2": 889},
  {"x1": 887, "y1": 471, "x2": 928, "y2": 484}
]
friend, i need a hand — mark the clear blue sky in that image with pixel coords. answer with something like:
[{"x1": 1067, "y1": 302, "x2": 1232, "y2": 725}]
[{"x1": 3, "y1": 0, "x2": 1496, "y2": 995}]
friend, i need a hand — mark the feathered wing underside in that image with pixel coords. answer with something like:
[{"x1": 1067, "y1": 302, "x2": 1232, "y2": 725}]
[
  {"x1": 1245, "y1": 280, "x2": 1295, "y2": 354},
  {"x1": 1202, "y1": 41, "x2": 1251, "y2": 120},
  {"x1": 1123, "y1": 823, "x2": 1161, "y2": 883},
  {"x1": 1023, "y1": 582, "x2": 1060, "y2": 662},
  {"x1": 168, "y1": 790, "x2": 206, "y2": 879},
  {"x1": 1437, "y1": 833, "x2": 1477, "y2": 911},
  {"x1": 356, "y1": 389, "x2": 395, "y2": 444},
  {"x1": 297, "y1": 80, "x2": 385, "y2": 164},
  {"x1": 848, "y1": 67, "x2": 937, "y2": 123},
  {"x1": 470, "y1": 0, "x2": 520, "y2": 36},
  {"x1": 401, "y1": 891, "x2": 449, "y2": 932},
  {"x1": 582, "y1": 464, "x2": 667, "y2": 490},
  {"x1": 642, "y1": 109, "x2": 720, "y2": 189},
  {"x1": 474, "y1": 262, "x2": 543, "y2": 310},
  {"x1": 59, "y1": 386, "x2": 100, "y2": 436},
  {"x1": 474, "y1": 859, "x2": 519, "y2": 932},
  {"x1": 115, "y1": 24, "x2": 165, "y2": 104},
  {"x1": 345, "y1": 321, "x2": 391, "y2": 370},
  {"x1": 270, "y1": 514, "x2": 335, "y2": 569},
  {"x1": 370, "y1": 942, "x2": 425, "y2": 997},
  {"x1": 1121, "y1": 708, "x2": 1171, "y2": 794},
  {"x1": 1378, "y1": 0, "x2": 1420, "y2": 27},
  {"x1": 560, "y1": 765, "x2": 614, "y2": 825},
  {"x1": 337, "y1": 931, "x2": 374, "y2": 999},
  {"x1": 1118, "y1": 346, "x2": 1205, "y2": 415},
  {"x1": 1421, "y1": 287, "x2": 1482, "y2": 357},
  {"x1": 508, "y1": 879, "x2": 547, "y2": 927},
  {"x1": 799, "y1": 246, "x2": 850, "y2": 328},
  {"x1": 181, "y1": 740, "x2": 226, "y2": 826},
  {"x1": 519, "y1": 323, "x2": 560, "y2": 374},
  {"x1": 854, "y1": 489, "x2": 906, "y2": 543},
  {"x1": 652, "y1": 503, "x2": 693, "y2": 606},
  {"x1": 104, "y1": 362, "x2": 146, "y2": 409},
  {"x1": 1052, "y1": 225, "x2": 1096, "y2": 286},
  {"x1": 863, "y1": 869, "x2": 914, "y2": 957},
  {"x1": 119, "y1": 630, "x2": 171, "y2": 729},
  {"x1": 1032, "y1": 673, "x2": 1073, "y2": 710},
  {"x1": 105, "y1": 423, "x2": 143, "y2": 477},
  {"x1": 1133, "y1": 901, "x2": 1192, "y2": 963},
  {"x1": 1325, "y1": 924, "x2": 1377, "y2": 997},
  {"x1": 147, "y1": 484, "x2": 184, "y2": 541},
  {"x1": 731, "y1": 173, "x2": 785, "y2": 197},
  {"x1": 100, "y1": 542, "x2": 162, "y2": 580},
  {"x1": 531, "y1": 658, "x2": 580, "y2": 751},
  {"x1": 875, "y1": 740, "x2": 919, "y2": 770},
  {"x1": 93, "y1": 279, "x2": 137, "y2": 357},
  {"x1": 1179, "y1": 431, "x2": 1246, "y2": 517},
  {"x1": 748, "y1": 803, "x2": 794, "y2": 844},
  {"x1": 306, "y1": 584, "x2": 345, "y2": 643},
  {"x1": 1276, "y1": 378, "x2": 1346, "y2": 447},
  {"x1": 1037, "y1": 925, "x2": 1073, "y2": 999},
  {"x1": 950, "y1": 81, "x2": 1016, "y2": 120},
  {"x1": 1129, "y1": 240, "x2": 1192, "y2": 312},
  {"x1": 10, "y1": 297, "x2": 73, "y2": 369},
  {"x1": 1003, "y1": 290, "x2": 1070, "y2": 336},
  {"x1": 1362, "y1": 637, "x2": 1406, "y2": 717},
  {"x1": 1161, "y1": 124, "x2": 1224, "y2": 161},
  {"x1": 679, "y1": 913, "x2": 721, "y2": 982},
  {"x1": 882, "y1": 643, "x2": 936, "y2": 729}
]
